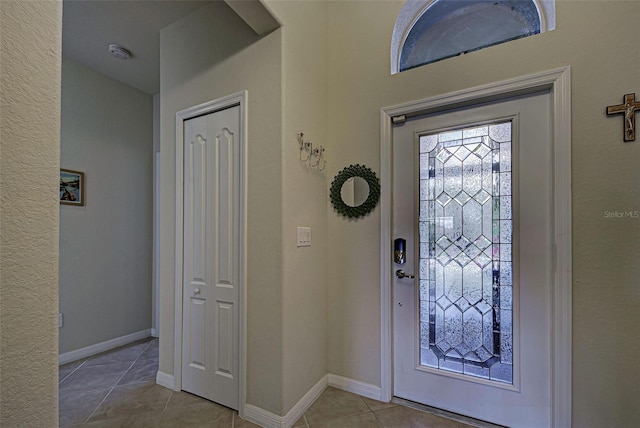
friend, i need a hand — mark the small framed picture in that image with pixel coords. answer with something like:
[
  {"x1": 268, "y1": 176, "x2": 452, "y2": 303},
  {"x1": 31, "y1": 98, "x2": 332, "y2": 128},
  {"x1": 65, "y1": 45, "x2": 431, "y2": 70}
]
[{"x1": 60, "y1": 169, "x2": 85, "y2": 206}]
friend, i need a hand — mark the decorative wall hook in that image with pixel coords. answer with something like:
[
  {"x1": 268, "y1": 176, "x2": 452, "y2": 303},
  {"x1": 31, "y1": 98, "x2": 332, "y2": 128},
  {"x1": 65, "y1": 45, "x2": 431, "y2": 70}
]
[{"x1": 298, "y1": 132, "x2": 326, "y2": 170}]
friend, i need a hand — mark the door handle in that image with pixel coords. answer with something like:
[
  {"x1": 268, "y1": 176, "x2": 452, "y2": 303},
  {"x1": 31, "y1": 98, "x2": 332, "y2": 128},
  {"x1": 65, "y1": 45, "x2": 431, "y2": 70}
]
[
  {"x1": 396, "y1": 269, "x2": 415, "y2": 279},
  {"x1": 194, "y1": 288, "x2": 201, "y2": 295}
]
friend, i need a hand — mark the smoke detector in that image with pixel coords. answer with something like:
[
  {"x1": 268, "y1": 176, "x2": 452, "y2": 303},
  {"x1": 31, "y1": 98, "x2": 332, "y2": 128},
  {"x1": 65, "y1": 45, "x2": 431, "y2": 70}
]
[{"x1": 108, "y1": 44, "x2": 131, "y2": 60}]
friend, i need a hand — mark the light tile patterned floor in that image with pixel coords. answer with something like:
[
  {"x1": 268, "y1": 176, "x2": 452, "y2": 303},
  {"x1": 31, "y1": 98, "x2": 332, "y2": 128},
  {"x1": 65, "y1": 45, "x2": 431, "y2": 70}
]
[{"x1": 59, "y1": 339, "x2": 474, "y2": 427}]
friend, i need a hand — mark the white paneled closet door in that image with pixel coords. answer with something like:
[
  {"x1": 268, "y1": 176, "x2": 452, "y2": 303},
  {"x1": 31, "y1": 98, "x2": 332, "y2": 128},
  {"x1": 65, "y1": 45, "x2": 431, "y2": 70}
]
[{"x1": 181, "y1": 105, "x2": 240, "y2": 410}]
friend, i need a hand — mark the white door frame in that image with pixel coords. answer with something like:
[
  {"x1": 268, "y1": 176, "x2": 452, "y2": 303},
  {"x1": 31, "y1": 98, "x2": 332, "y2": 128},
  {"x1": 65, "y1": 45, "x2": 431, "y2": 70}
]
[
  {"x1": 174, "y1": 90, "x2": 248, "y2": 416},
  {"x1": 380, "y1": 67, "x2": 572, "y2": 427}
]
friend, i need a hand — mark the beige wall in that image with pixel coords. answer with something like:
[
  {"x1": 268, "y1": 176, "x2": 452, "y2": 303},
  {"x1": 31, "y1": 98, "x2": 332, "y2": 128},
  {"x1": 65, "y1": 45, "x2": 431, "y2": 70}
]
[
  {"x1": 0, "y1": 1, "x2": 61, "y2": 426},
  {"x1": 325, "y1": 1, "x2": 640, "y2": 426},
  {"x1": 159, "y1": 1, "x2": 285, "y2": 415},
  {"x1": 59, "y1": 57, "x2": 153, "y2": 354},
  {"x1": 267, "y1": 0, "x2": 330, "y2": 415}
]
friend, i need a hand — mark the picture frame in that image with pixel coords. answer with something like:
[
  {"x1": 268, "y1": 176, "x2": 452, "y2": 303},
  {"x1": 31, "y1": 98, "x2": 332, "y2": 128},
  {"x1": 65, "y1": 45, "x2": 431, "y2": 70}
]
[{"x1": 60, "y1": 169, "x2": 85, "y2": 206}]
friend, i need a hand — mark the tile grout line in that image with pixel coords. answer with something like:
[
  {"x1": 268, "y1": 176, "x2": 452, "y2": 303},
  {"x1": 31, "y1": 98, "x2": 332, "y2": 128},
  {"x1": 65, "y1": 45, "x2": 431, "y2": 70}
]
[
  {"x1": 360, "y1": 395, "x2": 373, "y2": 412},
  {"x1": 370, "y1": 408, "x2": 385, "y2": 427},
  {"x1": 356, "y1": 395, "x2": 381, "y2": 426},
  {"x1": 59, "y1": 358, "x2": 89, "y2": 385},
  {"x1": 303, "y1": 392, "x2": 377, "y2": 427},
  {"x1": 312, "y1": 409, "x2": 374, "y2": 426},
  {"x1": 158, "y1": 394, "x2": 171, "y2": 424},
  {"x1": 81, "y1": 339, "x2": 155, "y2": 425},
  {"x1": 158, "y1": 371, "x2": 175, "y2": 424}
]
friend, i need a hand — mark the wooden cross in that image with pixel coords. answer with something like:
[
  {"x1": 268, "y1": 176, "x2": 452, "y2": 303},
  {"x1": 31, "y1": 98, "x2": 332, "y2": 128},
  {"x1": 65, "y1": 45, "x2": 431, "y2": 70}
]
[{"x1": 607, "y1": 93, "x2": 640, "y2": 142}]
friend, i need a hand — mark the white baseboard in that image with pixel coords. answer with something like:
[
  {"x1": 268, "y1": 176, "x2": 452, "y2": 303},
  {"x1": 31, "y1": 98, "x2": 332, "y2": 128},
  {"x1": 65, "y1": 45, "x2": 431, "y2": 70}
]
[
  {"x1": 243, "y1": 375, "x2": 328, "y2": 428},
  {"x1": 242, "y1": 374, "x2": 384, "y2": 427},
  {"x1": 243, "y1": 405, "x2": 281, "y2": 428},
  {"x1": 58, "y1": 329, "x2": 152, "y2": 365},
  {"x1": 151, "y1": 328, "x2": 158, "y2": 338},
  {"x1": 156, "y1": 371, "x2": 176, "y2": 390},
  {"x1": 328, "y1": 374, "x2": 383, "y2": 402}
]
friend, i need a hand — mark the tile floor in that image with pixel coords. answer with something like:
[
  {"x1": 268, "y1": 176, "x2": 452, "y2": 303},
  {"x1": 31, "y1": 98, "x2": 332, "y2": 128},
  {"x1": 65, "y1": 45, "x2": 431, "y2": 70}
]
[{"x1": 59, "y1": 338, "x2": 476, "y2": 427}]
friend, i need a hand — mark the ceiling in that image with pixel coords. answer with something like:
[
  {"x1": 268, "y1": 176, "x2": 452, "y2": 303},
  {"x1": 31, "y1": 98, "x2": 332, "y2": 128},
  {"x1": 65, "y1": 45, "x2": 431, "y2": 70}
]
[{"x1": 62, "y1": 0, "x2": 211, "y2": 95}]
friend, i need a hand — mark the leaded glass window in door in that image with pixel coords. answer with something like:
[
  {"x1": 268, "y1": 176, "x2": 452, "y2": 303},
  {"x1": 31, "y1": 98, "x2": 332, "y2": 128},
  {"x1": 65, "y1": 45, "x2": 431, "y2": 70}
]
[{"x1": 418, "y1": 122, "x2": 513, "y2": 384}]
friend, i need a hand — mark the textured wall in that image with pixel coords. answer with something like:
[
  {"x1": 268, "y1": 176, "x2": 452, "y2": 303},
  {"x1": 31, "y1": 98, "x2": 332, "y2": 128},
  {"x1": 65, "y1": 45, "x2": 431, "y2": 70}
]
[
  {"x1": 325, "y1": 1, "x2": 640, "y2": 426},
  {"x1": 59, "y1": 58, "x2": 153, "y2": 354},
  {"x1": 159, "y1": 2, "x2": 284, "y2": 415},
  {"x1": 0, "y1": 1, "x2": 61, "y2": 426},
  {"x1": 266, "y1": 1, "x2": 330, "y2": 415}
]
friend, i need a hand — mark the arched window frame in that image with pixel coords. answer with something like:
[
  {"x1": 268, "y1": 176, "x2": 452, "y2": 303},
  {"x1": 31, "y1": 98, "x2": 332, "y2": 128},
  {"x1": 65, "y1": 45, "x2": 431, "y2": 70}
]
[{"x1": 391, "y1": 0, "x2": 556, "y2": 75}]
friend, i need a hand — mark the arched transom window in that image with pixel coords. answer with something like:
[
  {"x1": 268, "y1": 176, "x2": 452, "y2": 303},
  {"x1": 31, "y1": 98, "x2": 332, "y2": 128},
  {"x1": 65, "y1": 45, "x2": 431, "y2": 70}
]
[{"x1": 391, "y1": 0, "x2": 555, "y2": 74}]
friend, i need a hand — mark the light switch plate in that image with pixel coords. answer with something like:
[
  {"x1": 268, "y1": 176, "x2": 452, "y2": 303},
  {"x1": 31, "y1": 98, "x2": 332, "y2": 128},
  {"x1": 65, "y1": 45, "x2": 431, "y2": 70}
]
[{"x1": 297, "y1": 227, "x2": 311, "y2": 247}]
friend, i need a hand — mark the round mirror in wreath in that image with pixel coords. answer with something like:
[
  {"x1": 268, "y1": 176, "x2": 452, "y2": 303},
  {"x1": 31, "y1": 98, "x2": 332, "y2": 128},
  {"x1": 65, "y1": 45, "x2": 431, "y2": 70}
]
[{"x1": 330, "y1": 164, "x2": 380, "y2": 219}]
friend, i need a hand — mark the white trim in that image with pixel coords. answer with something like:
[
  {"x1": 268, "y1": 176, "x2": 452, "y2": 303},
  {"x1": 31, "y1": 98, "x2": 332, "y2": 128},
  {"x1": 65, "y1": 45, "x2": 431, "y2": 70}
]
[
  {"x1": 328, "y1": 374, "x2": 383, "y2": 402},
  {"x1": 174, "y1": 91, "x2": 248, "y2": 414},
  {"x1": 390, "y1": 0, "x2": 430, "y2": 75},
  {"x1": 380, "y1": 67, "x2": 572, "y2": 427},
  {"x1": 242, "y1": 374, "x2": 385, "y2": 428},
  {"x1": 156, "y1": 371, "x2": 176, "y2": 390},
  {"x1": 537, "y1": 0, "x2": 557, "y2": 32},
  {"x1": 58, "y1": 329, "x2": 152, "y2": 365},
  {"x1": 550, "y1": 65, "x2": 572, "y2": 428},
  {"x1": 380, "y1": 108, "x2": 394, "y2": 404},
  {"x1": 152, "y1": 152, "x2": 161, "y2": 338},
  {"x1": 243, "y1": 405, "x2": 283, "y2": 428},
  {"x1": 152, "y1": 94, "x2": 161, "y2": 340},
  {"x1": 244, "y1": 375, "x2": 328, "y2": 428},
  {"x1": 390, "y1": 0, "x2": 556, "y2": 75}
]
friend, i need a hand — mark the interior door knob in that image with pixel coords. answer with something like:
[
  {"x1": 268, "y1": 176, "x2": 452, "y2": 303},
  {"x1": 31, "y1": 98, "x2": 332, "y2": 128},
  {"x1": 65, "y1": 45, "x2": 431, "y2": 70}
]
[
  {"x1": 396, "y1": 269, "x2": 415, "y2": 279},
  {"x1": 194, "y1": 288, "x2": 201, "y2": 294}
]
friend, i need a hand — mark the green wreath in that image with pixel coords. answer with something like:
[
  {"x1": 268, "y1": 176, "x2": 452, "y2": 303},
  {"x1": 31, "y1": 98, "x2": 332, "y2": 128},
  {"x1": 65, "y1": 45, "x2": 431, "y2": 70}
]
[{"x1": 330, "y1": 164, "x2": 380, "y2": 219}]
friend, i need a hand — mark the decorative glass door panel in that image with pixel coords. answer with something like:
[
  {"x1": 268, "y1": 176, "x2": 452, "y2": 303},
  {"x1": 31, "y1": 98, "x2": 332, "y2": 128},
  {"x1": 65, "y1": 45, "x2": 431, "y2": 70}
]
[
  {"x1": 393, "y1": 91, "x2": 552, "y2": 426},
  {"x1": 418, "y1": 122, "x2": 513, "y2": 384}
]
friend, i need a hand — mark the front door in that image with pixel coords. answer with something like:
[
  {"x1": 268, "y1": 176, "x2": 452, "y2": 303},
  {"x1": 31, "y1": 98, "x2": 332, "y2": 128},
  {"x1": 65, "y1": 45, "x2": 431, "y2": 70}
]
[
  {"x1": 181, "y1": 104, "x2": 240, "y2": 410},
  {"x1": 393, "y1": 91, "x2": 552, "y2": 426}
]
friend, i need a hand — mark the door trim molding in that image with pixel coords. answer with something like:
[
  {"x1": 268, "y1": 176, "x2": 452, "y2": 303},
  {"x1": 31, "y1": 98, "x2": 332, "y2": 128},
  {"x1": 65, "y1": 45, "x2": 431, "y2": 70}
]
[
  {"x1": 379, "y1": 67, "x2": 572, "y2": 427},
  {"x1": 174, "y1": 90, "x2": 248, "y2": 416}
]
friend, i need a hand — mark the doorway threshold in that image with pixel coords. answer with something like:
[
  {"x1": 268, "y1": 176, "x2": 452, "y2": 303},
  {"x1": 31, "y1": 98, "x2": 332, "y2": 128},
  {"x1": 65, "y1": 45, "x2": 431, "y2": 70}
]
[{"x1": 391, "y1": 397, "x2": 506, "y2": 428}]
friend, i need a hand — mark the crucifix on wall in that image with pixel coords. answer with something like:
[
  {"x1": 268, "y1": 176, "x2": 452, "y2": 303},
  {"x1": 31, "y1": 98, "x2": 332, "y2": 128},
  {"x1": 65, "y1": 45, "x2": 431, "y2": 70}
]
[{"x1": 607, "y1": 93, "x2": 640, "y2": 142}]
